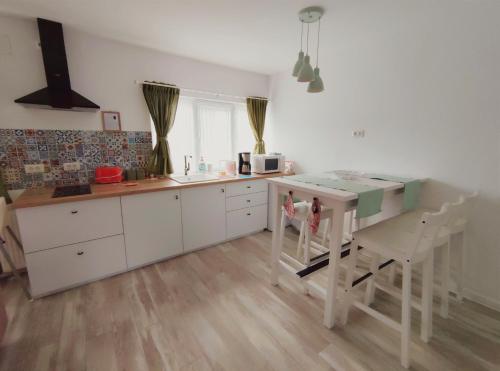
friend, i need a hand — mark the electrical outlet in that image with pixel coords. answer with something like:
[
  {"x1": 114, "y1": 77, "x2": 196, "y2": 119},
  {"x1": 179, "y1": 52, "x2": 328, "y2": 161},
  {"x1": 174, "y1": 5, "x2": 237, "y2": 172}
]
[
  {"x1": 24, "y1": 163, "x2": 45, "y2": 174},
  {"x1": 352, "y1": 129, "x2": 365, "y2": 138},
  {"x1": 63, "y1": 162, "x2": 81, "y2": 171}
]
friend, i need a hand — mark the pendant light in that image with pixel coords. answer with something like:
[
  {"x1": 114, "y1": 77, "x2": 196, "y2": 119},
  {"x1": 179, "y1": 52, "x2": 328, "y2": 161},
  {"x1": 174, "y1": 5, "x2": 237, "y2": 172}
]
[
  {"x1": 292, "y1": 22, "x2": 304, "y2": 77},
  {"x1": 292, "y1": 6, "x2": 325, "y2": 91},
  {"x1": 297, "y1": 23, "x2": 315, "y2": 82},
  {"x1": 308, "y1": 18, "x2": 324, "y2": 93}
]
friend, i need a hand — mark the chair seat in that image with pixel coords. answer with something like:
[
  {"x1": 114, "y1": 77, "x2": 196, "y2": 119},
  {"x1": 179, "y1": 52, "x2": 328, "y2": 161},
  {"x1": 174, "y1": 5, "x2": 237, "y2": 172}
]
[
  {"x1": 353, "y1": 220, "x2": 433, "y2": 262},
  {"x1": 383, "y1": 208, "x2": 452, "y2": 247}
]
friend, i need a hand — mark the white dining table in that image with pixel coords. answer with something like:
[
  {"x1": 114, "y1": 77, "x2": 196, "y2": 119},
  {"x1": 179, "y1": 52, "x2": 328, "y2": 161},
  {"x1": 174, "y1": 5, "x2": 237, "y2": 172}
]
[{"x1": 268, "y1": 174, "x2": 413, "y2": 328}]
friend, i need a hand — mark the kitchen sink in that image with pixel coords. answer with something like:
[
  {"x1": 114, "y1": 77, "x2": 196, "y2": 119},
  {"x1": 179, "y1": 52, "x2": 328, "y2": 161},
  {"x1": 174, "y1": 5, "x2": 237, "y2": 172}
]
[{"x1": 170, "y1": 173, "x2": 219, "y2": 184}]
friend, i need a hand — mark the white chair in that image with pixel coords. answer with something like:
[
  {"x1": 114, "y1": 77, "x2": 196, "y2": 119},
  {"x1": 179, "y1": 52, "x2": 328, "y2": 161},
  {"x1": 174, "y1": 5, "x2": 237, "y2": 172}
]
[
  {"x1": 385, "y1": 192, "x2": 477, "y2": 317},
  {"x1": 0, "y1": 197, "x2": 31, "y2": 300},
  {"x1": 279, "y1": 201, "x2": 331, "y2": 265},
  {"x1": 341, "y1": 203, "x2": 451, "y2": 368}
]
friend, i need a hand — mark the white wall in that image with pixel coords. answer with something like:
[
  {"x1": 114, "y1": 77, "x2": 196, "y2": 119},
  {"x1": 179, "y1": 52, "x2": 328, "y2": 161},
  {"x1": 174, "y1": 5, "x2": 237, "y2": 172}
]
[
  {"x1": 0, "y1": 14, "x2": 269, "y2": 131},
  {"x1": 268, "y1": 1, "x2": 500, "y2": 308}
]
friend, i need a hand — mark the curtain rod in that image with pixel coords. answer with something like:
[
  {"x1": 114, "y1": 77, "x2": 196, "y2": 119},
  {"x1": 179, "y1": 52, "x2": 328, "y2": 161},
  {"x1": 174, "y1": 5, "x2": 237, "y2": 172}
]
[{"x1": 134, "y1": 80, "x2": 269, "y2": 101}]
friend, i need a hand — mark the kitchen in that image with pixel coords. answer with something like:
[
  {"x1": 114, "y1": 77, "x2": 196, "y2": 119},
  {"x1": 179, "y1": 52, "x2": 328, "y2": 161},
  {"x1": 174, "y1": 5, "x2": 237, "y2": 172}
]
[{"x1": 0, "y1": 1, "x2": 499, "y2": 370}]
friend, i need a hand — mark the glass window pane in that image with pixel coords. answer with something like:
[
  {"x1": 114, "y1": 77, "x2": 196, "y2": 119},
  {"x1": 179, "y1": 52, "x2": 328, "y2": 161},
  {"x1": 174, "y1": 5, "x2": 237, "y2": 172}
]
[{"x1": 197, "y1": 102, "x2": 232, "y2": 168}]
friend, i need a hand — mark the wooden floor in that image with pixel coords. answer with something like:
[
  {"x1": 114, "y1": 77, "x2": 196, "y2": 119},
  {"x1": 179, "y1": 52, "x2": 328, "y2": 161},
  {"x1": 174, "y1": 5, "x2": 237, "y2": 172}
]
[{"x1": 0, "y1": 230, "x2": 499, "y2": 371}]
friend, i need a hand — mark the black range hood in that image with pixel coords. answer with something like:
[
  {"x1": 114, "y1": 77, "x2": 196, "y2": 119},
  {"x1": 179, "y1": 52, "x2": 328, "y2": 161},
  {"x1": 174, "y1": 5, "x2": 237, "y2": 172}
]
[{"x1": 15, "y1": 18, "x2": 99, "y2": 111}]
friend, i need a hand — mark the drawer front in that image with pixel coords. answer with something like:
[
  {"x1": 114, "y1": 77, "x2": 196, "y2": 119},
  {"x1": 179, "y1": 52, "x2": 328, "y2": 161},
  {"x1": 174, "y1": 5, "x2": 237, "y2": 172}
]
[
  {"x1": 17, "y1": 197, "x2": 123, "y2": 253},
  {"x1": 226, "y1": 179, "x2": 268, "y2": 197},
  {"x1": 226, "y1": 192, "x2": 268, "y2": 212},
  {"x1": 226, "y1": 204, "x2": 267, "y2": 239},
  {"x1": 25, "y1": 234, "x2": 127, "y2": 297}
]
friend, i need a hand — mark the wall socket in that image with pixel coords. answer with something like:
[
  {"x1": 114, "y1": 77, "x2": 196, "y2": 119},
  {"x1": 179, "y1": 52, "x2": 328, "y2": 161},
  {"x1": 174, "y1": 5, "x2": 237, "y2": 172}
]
[
  {"x1": 63, "y1": 162, "x2": 81, "y2": 171},
  {"x1": 352, "y1": 129, "x2": 366, "y2": 138},
  {"x1": 24, "y1": 164, "x2": 45, "y2": 174}
]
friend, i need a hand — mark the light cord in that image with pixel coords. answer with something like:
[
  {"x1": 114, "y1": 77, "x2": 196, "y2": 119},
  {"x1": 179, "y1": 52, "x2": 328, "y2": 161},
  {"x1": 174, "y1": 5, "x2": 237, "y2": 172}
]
[
  {"x1": 300, "y1": 21, "x2": 304, "y2": 51},
  {"x1": 316, "y1": 18, "x2": 321, "y2": 67},
  {"x1": 306, "y1": 23, "x2": 310, "y2": 54}
]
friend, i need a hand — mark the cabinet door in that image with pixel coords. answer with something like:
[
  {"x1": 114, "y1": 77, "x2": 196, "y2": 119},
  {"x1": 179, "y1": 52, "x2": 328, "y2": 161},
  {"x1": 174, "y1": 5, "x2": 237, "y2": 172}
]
[
  {"x1": 122, "y1": 190, "x2": 183, "y2": 269},
  {"x1": 181, "y1": 184, "x2": 226, "y2": 252}
]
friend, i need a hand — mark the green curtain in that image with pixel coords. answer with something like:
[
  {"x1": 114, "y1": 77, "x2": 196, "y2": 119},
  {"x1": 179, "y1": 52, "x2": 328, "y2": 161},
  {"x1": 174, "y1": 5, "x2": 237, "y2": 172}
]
[
  {"x1": 246, "y1": 97, "x2": 268, "y2": 154},
  {"x1": 143, "y1": 83, "x2": 180, "y2": 176}
]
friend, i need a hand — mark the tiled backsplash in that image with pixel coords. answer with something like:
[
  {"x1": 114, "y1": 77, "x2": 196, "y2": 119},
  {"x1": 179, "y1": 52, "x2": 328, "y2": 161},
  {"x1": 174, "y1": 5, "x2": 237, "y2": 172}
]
[{"x1": 0, "y1": 129, "x2": 152, "y2": 190}]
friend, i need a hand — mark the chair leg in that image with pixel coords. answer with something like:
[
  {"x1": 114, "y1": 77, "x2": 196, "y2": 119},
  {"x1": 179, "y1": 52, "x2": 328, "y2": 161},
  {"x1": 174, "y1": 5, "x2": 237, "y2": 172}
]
[
  {"x1": 421, "y1": 249, "x2": 434, "y2": 342},
  {"x1": 296, "y1": 221, "x2": 305, "y2": 258},
  {"x1": 440, "y1": 241, "x2": 450, "y2": 318},
  {"x1": 0, "y1": 241, "x2": 32, "y2": 300},
  {"x1": 364, "y1": 252, "x2": 380, "y2": 305},
  {"x1": 455, "y1": 231, "x2": 465, "y2": 302},
  {"x1": 388, "y1": 263, "x2": 397, "y2": 285},
  {"x1": 401, "y1": 261, "x2": 412, "y2": 369},
  {"x1": 341, "y1": 239, "x2": 359, "y2": 325},
  {"x1": 304, "y1": 227, "x2": 311, "y2": 265},
  {"x1": 321, "y1": 218, "x2": 330, "y2": 247}
]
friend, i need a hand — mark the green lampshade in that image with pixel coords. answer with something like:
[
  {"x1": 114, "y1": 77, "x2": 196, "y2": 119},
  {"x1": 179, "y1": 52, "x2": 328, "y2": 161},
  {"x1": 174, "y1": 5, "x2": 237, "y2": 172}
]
[
  {"x1": 307, "y1": 67, "x2": 324, "y2": 93},
  {"x1": 292, "y1": 51, "x2": 304, "y2": 77},
  {"x1": 297, "y1": 55, "x2": 315, "y2": 82}
]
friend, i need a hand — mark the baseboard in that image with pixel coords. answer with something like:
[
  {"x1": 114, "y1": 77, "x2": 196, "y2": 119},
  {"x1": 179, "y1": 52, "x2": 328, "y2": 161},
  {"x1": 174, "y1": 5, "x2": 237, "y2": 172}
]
[{"x1": 464, "y1": 288, "x2": 500, "y2": 312}]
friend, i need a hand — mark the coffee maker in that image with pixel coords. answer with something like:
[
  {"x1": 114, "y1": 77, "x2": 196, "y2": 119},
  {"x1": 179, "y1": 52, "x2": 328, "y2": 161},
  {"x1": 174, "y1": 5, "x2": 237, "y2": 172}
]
[{"x1": 238, "y1": 152, "x2": 251, "y2": 175}]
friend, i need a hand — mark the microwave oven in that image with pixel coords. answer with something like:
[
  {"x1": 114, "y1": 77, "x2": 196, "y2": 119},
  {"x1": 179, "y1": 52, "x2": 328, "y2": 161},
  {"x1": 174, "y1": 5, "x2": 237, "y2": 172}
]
[{"x1": 251, "y1": 154, "x2": 285, "y2": 174}]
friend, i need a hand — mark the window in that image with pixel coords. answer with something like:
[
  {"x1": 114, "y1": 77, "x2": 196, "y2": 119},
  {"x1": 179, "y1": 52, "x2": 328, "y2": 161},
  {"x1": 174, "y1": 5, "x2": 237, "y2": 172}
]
[{"x1": 151, "y1": 96, "x2": 255, "y2": 174}]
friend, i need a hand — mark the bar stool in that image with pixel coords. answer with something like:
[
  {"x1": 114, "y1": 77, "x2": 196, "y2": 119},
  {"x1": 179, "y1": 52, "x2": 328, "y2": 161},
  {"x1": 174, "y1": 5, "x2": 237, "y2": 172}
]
[
  {"x1": 385, "y1": 192, "x2": 477, "y2": 317},
  {"x1": 341, "y1": 203, "x2": 451, "y2": 368},
  {"x1": 279, "y1": 201, "x2": 331, "y2": 265}
]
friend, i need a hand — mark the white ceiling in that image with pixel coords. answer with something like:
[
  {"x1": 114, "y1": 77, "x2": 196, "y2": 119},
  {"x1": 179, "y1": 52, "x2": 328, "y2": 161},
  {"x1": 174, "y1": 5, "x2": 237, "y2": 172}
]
[{"x1": 0, "y1": 0, "x2": 341, "y2": 75}]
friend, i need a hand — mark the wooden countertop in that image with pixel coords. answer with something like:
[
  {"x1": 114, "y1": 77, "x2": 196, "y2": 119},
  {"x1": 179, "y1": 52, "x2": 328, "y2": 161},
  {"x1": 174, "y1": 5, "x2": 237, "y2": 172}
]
[{"x1": 12, "y1": 173, "x2": 285, "y2": 209}]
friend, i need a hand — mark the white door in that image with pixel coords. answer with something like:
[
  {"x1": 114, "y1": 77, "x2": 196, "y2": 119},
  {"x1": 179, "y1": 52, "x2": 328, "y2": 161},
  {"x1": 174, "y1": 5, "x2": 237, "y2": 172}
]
[
  {"x1": 181, "y1": 184, "x2": 226, "y2": 252},
  {"x1": 121, "y1": 190, "x2": 183, "y2": 269}
]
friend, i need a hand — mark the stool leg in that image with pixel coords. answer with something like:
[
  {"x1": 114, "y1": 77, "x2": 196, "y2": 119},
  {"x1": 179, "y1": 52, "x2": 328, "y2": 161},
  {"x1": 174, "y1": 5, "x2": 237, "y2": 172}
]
[
  {"x1": 341, "y1": 239, "x2": 359, "y2": 325},
  {"x1": 440, "y1": 241, "x2": 450, "y2": 318},
  {"x1": 388, "y1": 263, "x2": 397, "y2": 285},
  {"x1": 401, "y1": 261, "x2": 412, "y2": 369},
  {"x1": 296, "y1": 221, "x2": 305, "y2": 258},
  {"x1": 271, "y1": 206, "x2": 287, "y2": 286},
  {"x1": 304, "y1": 226, "x2": 311, "y2": 265},
  {"x1": 321, "y1": 218, "x2": 330, "y2": 247},
  {"x1": 364, "y1": 253, "x2": 380, "y2": 305},
  {"x1": 421, "y1": 249, "x2": 434, "y2": 342},
  {"x1": 456, "y1": 231, "x2": 465, "y2": 302}
]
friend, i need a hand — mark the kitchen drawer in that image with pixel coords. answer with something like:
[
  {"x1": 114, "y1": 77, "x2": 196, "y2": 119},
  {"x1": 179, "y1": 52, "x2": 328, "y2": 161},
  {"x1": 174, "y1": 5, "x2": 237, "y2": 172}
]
[
  {"x1": 226, "y1": 179, "x2": 268, "y2": 197},
  {"x1": 25, "y1": 234, "x2": 127, "y2": 297},
  {"x1": 17, "y1": 197, "x2": 123, "y2": 253},
  {"x1": 226, "y1": 204, "x2": 267, "y2": 239},
  {"x1": 226, "y1": 192, "x2": 268, "y2": 212}
]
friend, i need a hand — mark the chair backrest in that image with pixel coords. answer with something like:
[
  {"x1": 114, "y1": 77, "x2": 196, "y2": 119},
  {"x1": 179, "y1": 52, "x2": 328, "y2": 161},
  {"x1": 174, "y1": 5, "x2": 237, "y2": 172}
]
[{"x1": 409, "y1": 203, "x2": 450, "y2": 258}]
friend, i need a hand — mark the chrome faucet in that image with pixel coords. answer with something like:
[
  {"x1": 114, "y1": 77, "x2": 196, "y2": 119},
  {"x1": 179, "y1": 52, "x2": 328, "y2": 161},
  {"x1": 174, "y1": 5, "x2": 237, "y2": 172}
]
[{"x1": 184, "y1": 155, "x2": 192, "y2": 175}]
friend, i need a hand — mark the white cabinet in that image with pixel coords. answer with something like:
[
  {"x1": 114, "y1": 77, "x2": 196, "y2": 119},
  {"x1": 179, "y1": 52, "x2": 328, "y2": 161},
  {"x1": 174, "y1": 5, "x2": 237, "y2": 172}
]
[
  {"x1": 226, "y1": 179, "x2": 268, "y2": 197},
  {"x1": 25, "y1": 234, "x2": 126, "y2": 297},
  {"x1": 121, "y1": 190, "x2": 183, "y2": 269},
  {"x1": 226, "y1": 180, "x2": 269, "y2": 238},
  {"x1": 226, "y1": 204, "x2": 267, "y2": 239},
  {"x1": 16, "y1": 197, "x2": 123, "y2": 253},
  {"x1": 181, "y1": 184, "x2": 226, "y2": 252}
]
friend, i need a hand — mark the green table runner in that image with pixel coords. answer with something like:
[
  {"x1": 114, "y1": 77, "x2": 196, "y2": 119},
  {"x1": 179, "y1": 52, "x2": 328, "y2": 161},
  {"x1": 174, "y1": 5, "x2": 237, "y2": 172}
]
[
  {"x1": 364, "y1": 173, "x2": 421, "y2": 211},
  {"x1": 287, "y1": 174, "x2": 384, "y2": 219}
]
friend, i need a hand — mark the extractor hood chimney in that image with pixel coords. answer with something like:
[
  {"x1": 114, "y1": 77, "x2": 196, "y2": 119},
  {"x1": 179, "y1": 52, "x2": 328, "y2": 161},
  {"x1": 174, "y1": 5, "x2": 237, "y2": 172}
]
[{"x1": 15, "y1": 18, "x2": 100, "y2": 111}]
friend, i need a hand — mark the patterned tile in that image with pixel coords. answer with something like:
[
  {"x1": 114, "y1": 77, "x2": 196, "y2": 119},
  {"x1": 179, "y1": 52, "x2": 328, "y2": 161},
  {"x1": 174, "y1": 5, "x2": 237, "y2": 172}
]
[{"x1": 0, "y1": 129, "x2": 151, "y2": 190}]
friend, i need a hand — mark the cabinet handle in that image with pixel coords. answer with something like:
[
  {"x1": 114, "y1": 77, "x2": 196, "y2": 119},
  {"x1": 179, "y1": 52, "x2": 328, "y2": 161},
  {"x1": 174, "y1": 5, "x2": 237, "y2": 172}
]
[
  {"x1": 77, "y1": 251, "x2": 84, "y2": 256},
  {"x1": 71, "y1": 210, "x2": 78, "y2": 214},
  {"x1": 246, "y1": 186, "x2": 251, "y2": 189},
  {"x1": 221, "y1": 188, "x2": 225, "y2": 193},
  {"x1": 175, "y1": 195, "x2": 179, "y2": 200},
  {"x1": 247, "y1": 212, "x2": 251, "y2": 216},
  {"x1": 246, "y1": 199, "x2": 251, "y2": 203}
]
